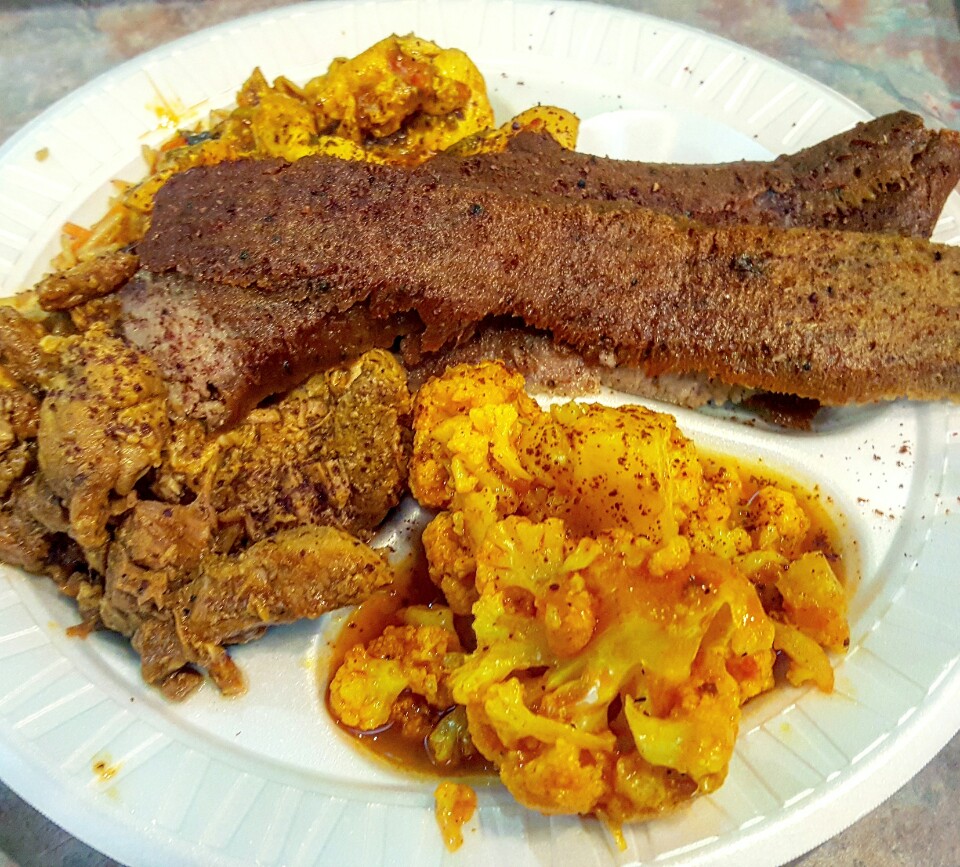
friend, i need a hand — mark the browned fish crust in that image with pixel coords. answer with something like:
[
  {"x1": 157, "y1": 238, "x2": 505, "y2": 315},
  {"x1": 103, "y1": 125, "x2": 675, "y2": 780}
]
[
  {"x1": 139, "y1": 155, "x2": 960, "y2": 406},
  {"x1": 428, "y1": 111, "x2": 960, "y2": 238}
]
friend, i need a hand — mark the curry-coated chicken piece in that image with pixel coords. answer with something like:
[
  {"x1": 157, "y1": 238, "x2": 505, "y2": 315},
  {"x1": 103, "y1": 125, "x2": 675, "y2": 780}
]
[
  {"x1": 100, "y1": 499, "x2": 211, "y2": 639},
  {"x1": 0, "y1": 309, "x2": 53, "y2": 561},
  {"x1": 36, "y1": 250, "x2": 139, "y2": 312},
  {"x1": 181, "y1": 525, "x2": 393, "y2": 650},
  {"x1": 102, "y1": 498, "x2": 395, "y2": 699},
  {"x1": 0, "y1": 372, "x2": 39, "y2": 501},
  {"x1": 37, "y1": 323, "x2": 170, "y2": 569},
  {"x1": 0, "y1": 481, "x2": 52, "y2": 575},
  {"x1": 157, "y1": 349, "x2": 410, "y2": 546},
  {"x1": 0, "y1": 306, "x2": 56, "y2": 393}
]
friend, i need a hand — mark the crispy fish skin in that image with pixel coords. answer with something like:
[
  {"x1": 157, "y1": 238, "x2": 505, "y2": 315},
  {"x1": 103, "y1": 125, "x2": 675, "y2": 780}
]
[
  {"x1": 426, "y1": 111, "x2": 960, "y2": 238},
  {"x1": 140, "y1": 155, "x2": 960, "y2": 406}
]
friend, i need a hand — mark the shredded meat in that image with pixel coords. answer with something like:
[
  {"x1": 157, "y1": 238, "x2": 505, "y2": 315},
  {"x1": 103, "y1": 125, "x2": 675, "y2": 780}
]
[
  {"x1": 111, "y1": 510, "x2": 395, "y2": 699},
  {"x1": 156, "y1": 349, "x2": 411, "y2": 544},
  {"x1": 0, "y1": 485, "x2": 52, "y2": 574},
  {"x1": 0, "y1": 476, "x2": 84, "y2": 583},
  {"x1": 36, "y1": 251, "x2": 140, "y2": 312},
  {"x1": 37, "y1": 324, "x2": 170, "y2": 568},
  {"x1": 0, "y1": 316, "x2": 408, "y2": 698},
  {"x1": 182, "y1": 525, "x2": 392, "y2": 650},
  {"x1": 0, "y1": 307, "x2": 56, "y2": 392}
]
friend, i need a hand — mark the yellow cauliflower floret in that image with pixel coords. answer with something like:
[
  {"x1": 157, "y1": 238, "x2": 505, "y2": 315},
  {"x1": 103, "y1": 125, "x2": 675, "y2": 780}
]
[
  {"x1": 329, "y1": 623, "x2": 461, "y2": 731},
  {"x1": 623, "y1": 646, "x2": 740, "y2": 790},
  {"x1": 746, "y1": 486, "x2": 811, "y2": 556},
  {"x1": 448, "y1": 516, "x2": 777, "y2": 821},
  {"x1": 446, "y1": 105, "x2": 580, "y2": 157},
  {"x1": 398, "y1": 363, "x2": 850, "y2": 825},
  {"x1": 608, "y1": 753, "x2": 697, "y2": 822},
  {"x1": 773, "y1": 621, "x2": 835, "y2": 691},
  {"x1": 686, "y1": 460, "x2": 753, "y2": 560},
  {"x1": 126, "y1": 34, "x2": 497, "y2": 225},
  {"x1": 519, "y1": 401, "x2": 702, "y2": 543},
  {"x1": 541, "y1": 570, "x2": 597, "y2": 658},
  {"x1": 303, "y1": 34, "x2": 494, "y2": 160},
  {"x1": 499, "y1": 739, "x2": 610, "y2": 816},
  {"x1": 777, "y1": 552, "x2": 849, "y2": 650},
  {"x1": 421, "y1": 512, "x2": 479, "y2": 615},
  {"x1": 411, "y1": 361, "x2": 538, "y2": 507},
  {"x1": 249, "y1": 90, "x2": 319, "y2": 161}
]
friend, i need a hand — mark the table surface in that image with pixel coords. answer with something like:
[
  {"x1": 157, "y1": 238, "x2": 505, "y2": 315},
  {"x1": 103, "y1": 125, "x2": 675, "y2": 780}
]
[{"x1": 1, "y1": 1, "x2": 959, "y2": 865}]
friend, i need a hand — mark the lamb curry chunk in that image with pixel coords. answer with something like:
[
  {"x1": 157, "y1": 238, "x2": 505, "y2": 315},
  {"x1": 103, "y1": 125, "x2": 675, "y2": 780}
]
[
  {"x1": 38, "y1": 323, "x2": 170, "y2": 572},
  {"x1": 113, "y1": 511, "x2": 395, "y2": 700},
  {"x1": 155, "y1": 348, "x2": 411, "y2": 544},
  {"x1": 0, "y1": 301, "x2": 410, "y2": 697}
]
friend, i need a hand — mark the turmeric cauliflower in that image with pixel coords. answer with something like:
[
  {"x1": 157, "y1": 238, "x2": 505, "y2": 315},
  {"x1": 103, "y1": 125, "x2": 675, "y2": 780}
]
[
  {"x1": 330, "y1": 362, "x2": 850, "y2": 830},
  {"x1": 329, "y1": 618, "x2": 463, "y2": 731},
  {"x1": 115, "y1": 34, "x2": 499, "y2": 243}
]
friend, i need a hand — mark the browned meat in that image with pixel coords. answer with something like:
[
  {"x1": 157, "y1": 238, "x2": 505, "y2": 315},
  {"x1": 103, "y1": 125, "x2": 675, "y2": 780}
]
[
  {"x1": 0, "y1": 477, "x2": 85, "y2": 583},
  {"x1": 68, "y1": 295, "x2": 124, "y2": 334},
  {"x1": 100, "y1": 498, "x2": 394, "y2": 699},
  {"x1": 0, "y1": 488, "x2": 51, "y2": 574},
  {"x1": 18, "y1": 474, "x2": 70, "y2": 536},
  {"x1": 0, "y1": 307, "x2": 55, "y2": 392},
  {"x1": 426, "y1": 111, "x2": 960, "y2": 237},
  {"x1": 99, "y1": 500, "x2": 212, "y2": 697},
  {"x1": 0, "y1": 377, "x2": 39, "y2": 499},
  {"x1": 132, "y1": 617, "x2": 202, "y2": 701},
  {"x1": 0, "y1": 311, "x2": 47, "y2": 507},
  {"x1": 166, "y1": 527, "x2": 393, "y2": 695},
  {"x1": 100, "y1": 500, "x2": 211, "y2": 638},
  {"x1": 131, "y1": 524, "x2": 394, "y2": 698},
  {"x1": 402, "y1": 319, "x2": 601, "y2": 394},
  {"x1": 156, "y1": 349, "x2": 411, "y2": 545},
  {"x1": 0, "y1": 377, "x2": 40, "y2": 443},
  {"x1": 37, "y1": 251, "x2": 139, "y2": 312},
  {"x1": 181, "y1": 525, "x2": 392, "y2": 652},
  {"x1": 120, "y1": 270, "x2": 416, "y2": 429},
  {"x1": 140, "y1": 154, "x2": 960, "y2": 406},
  {"x1": 37, "y1": 324, "x2": 170, "y2": 567},
  {"x1": 115, "y1": 499, "x2": 211, "y2": 572}
]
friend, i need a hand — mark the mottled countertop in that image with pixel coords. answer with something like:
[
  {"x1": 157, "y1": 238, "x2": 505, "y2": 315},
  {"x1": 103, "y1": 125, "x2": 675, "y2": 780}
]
[{"x1": 1, "y1": 1, "x2": 959, "y2": 865}]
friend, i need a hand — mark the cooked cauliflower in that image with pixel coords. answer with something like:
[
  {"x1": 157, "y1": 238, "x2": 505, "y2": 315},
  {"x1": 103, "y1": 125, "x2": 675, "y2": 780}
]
[
  {"x1": 329, "y1": 621, "x2": 462, "y2": 731},
  {"x1": 121, "y1": 34, "x2": 498, "y2": 227},
  {"x1": 331, "y1": 362, "x2": 851, "y2": 830},
  {"x1": 449, "y1": 515, "x2": 773, "y2": 824}
]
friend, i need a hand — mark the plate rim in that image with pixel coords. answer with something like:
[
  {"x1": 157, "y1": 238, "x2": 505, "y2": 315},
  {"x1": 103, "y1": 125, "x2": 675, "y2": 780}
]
[{"x1": 0, "y1": 2, "x2": 958, "y2": 865}]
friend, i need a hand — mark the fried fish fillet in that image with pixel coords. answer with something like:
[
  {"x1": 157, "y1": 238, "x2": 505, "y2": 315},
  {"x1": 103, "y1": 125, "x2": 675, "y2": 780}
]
[
  {"x1": 426, "y1": 111, "x2": 960, "y2": 238},
  {"x1": 139, "y1": 154, "x2": 960, "y2": 406}
]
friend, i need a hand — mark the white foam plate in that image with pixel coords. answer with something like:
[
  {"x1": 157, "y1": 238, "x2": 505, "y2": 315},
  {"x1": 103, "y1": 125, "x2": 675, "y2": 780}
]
[{"x1": 0, "y1": 2, "x2": 958, "y2": 865}]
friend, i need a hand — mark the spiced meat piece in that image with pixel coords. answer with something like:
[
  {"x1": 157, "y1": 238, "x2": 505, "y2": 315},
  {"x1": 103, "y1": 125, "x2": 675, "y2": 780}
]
[{"x1": 120, "y1": 270, "x2": 416, "y2": 430}]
